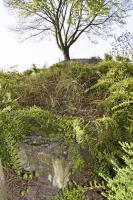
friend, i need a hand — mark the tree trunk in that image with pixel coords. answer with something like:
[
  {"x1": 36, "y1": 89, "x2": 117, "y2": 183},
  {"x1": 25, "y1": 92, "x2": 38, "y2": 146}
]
[{"x1": 62, "y1": 47, "x2": 70, "y2": 61}]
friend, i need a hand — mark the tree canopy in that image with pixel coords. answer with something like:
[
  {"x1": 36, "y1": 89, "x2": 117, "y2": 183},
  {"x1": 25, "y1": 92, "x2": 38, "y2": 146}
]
[{"x1": 5, "y1": 0, "x2": 133, "y2": 60}]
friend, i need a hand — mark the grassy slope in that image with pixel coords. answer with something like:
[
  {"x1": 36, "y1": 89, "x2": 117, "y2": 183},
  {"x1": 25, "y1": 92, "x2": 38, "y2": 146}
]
[
  {"x1": 1, "y1": 60, "x2": 107, "y2": 118},
  {"x1": 0, "y1": 59, "x2": 133, "y2": 174}
]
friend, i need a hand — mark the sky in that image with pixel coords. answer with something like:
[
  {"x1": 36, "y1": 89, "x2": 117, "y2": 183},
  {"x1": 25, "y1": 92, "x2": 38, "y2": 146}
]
[{"x1": 0, "y1": 1, "x2": 133, "y2": 72}]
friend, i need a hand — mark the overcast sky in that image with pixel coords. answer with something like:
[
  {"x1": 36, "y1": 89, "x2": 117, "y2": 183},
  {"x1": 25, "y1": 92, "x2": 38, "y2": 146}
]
[{"x1": 0, "y1": 1, "x2": 133, "y2": 72}]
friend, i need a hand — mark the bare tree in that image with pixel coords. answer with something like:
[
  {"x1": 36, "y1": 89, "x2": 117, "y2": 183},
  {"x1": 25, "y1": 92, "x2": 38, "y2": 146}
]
[
  {"x1": 5, "y1": 0, "x2": 133, "y2": 60},
  {"x1": 111, "y1": 31, "x2": 133, "y2": 61}
]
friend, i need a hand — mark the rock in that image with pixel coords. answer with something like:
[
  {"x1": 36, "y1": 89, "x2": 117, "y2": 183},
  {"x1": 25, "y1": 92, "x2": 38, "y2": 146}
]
[
  {"x1": 17, "y1": 136, "x2": 72, "y2": 199},
  {"x1": 0, "y1": 159, "x2": 7, "y2": 200}
]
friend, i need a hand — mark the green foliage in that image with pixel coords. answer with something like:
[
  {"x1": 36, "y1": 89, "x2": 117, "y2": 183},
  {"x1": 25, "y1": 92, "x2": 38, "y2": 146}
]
[
  {"x1": 51, "y1": 185, "x2": 87, "y2": 200},
  {"x1": 104, "y1": 53, "x2": 113, "y2": 61},
  {"x1": 0, "y1": 71, "x2": 21, "y2": 109},
  {"x1": 1, "y1": 59, "x2": 133, "y2": 197},
  {"x1": 69, "y1": 143, "x2": 85, "y2": 172},
  {"x1": 115, "y1": 55, "x2": 131, "y2": 62},
  {"x1": 0, "y1": 62, "x2": 102, "y2": 115},
  {"x1": 100, "y1": 142, "x2": 133, "y2": 200},
  {"x1": 0, "y1": 109, "x2": 23, "y2": 175},
  {"x1": 6, "y1": 0, "x2": 132, "y2": 61},
  {"x1": 85, "y1": 60, "x2": 133, "y2": 176},
  {"x1": 14, "y1": 107, "x2": 66, "y2": 137},
  {"x1": 0, "y1": 103, "x2": 87, "y2": 174}
]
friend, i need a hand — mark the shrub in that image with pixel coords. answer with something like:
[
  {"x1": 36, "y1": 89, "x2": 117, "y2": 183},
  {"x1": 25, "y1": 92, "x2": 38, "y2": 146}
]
[
  {"x1": 104, "y1": 53, "x2": 113, "y2": 61},
  {"x1": 0, "y1": 71, "x2": 21, "y2": 109},
  {"x1": 85, "y1": 60, "x2": 133, "y2": 176},
  {"x1": 101, "y1": 142, "x2": 133, "y2": 200},
  {"x1": 51, "y1": 185, "x2": 87, "y2": 200},
  {"x1": 0, "y1": 108, "x2": 24, "y2": 174},
  {"x1": 0, "y1": 105, "x2": 87, "y2": 174},
  {"x1": 0, "y1": 62, "x2": 103, "y2": 116}
]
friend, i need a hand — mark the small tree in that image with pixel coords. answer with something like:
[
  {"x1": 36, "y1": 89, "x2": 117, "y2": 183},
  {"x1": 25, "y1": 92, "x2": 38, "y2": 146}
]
[{"x1": 5, "y1": 0, "x2": 133, "y2": 60}]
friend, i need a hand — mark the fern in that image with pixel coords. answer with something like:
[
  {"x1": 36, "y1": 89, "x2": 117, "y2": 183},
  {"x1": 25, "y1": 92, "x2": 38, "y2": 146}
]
[
  {"x1": 0, "y1": 109, "x2": 23, "y2": 175},
  {"x1": 51, "y1": 184, "x2": 87, "y2": 200},
  {"x1": 100, "y1": 142, "x2": 133, "y2": 200},
  {"x1": 86, "y1": 60, "x2": 133, "y2": 176}
]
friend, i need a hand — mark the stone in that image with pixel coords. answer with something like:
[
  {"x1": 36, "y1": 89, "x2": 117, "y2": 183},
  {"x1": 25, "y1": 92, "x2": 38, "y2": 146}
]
[
  {"x1": 17, "y1": 136, "x2": 72, "y2": 199},
  {"x1": 0, "y1": 159, "x2": 7, "y2": 200}
]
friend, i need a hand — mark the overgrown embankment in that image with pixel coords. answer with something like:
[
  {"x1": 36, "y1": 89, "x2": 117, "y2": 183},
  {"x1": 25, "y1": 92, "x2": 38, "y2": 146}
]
[{"x1": 0, "y1": 58, "x2": 133, "y2": 199}]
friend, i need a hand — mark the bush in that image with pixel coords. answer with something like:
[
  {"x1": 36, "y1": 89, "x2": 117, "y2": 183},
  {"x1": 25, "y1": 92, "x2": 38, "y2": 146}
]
[
  {"x1": 85, "y1": 60, "x2": 133, "y2": 176},
  {"x1": 1, "y1": 59, "x2": 132, "y2": 183},
  {"x1": 0, "y1": 71, "x2": 21, "y2": 109},
  {"x1": 0, "y1": 108, "x2": 24, "y2": 174},
  {"x1": 115, "y1": 55, "x2": 131, "y2": 62},
  {"x1": 0, "y1": 62, "x2": 104, "y2": 116},
  {"x1": 104, "y1": 53, "x2": 113, "y2": 61},
  {"x1": 101, "y1": 142, "x2": 133, "y2": 200},
  {"x1": 0, "y1": 106, "x2": 87, "y2": 174},
  {"x1": 51, "y1": 185, "x2": 87, "y2": 200}
]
